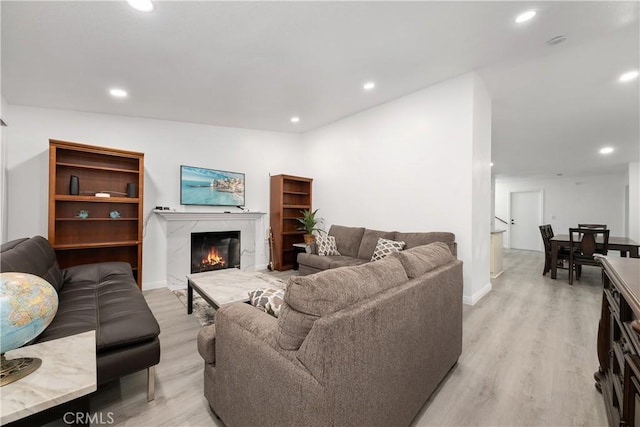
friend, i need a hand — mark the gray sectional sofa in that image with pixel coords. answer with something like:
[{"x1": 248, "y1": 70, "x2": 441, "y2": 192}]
[
  {"x1": 198, "y1": 241, "x2": 463, "y2": 427},
  {"x1": 297, "y1": 224, "x2": 457, "y2": 275}
]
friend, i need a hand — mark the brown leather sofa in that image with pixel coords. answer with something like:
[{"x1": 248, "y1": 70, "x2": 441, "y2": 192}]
[{"x1": 0, "y1": 236, "x2": 160, "y2": 401}]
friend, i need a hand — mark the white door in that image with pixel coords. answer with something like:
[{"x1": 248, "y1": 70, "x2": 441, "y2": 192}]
[{"x1": 510, "y1": 191, "x2": 542, "y2": 251}]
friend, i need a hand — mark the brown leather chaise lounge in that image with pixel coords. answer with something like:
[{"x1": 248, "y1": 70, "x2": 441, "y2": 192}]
[{"x1": 0, "y1": 236, "x2": 160, "y2": 401}]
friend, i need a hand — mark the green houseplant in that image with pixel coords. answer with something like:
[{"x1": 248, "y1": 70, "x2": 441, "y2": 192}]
[{"x1": 297, "y1": 209, "x2": 324, "y2": 244}]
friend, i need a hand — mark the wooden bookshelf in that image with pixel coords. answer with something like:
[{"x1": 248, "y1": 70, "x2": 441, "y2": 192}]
[
  {"x1": 269, "y1": 174, "x2": 312, "y2": 271},
  {"x1": 48, "y1": 140, "x2": 144, "y2": 288}
]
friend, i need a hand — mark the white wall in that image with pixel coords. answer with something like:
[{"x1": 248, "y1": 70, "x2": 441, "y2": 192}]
[
  {"x1": 302, "y1": 72, "x2": 492, "y2": 304},
  {"x1": 0, "y1": 2, "x2": 6, "y2": 243},
  {"x1": 0, "y1": 97, "x2": 7, "y2": 244},
  {"x1": 5, "y1": 106, "x2": 303, "y2": 288},
  {"x1": 629, "y1": 162, "x2": 640, "y2": 241},
  {"x1": 470, "y1": 75, "x2": 492, "y2": 303},
  {"x1": 495, "y1": 173, "x2": 627, "y2": 248},
  {"x1": 6, "y1": 72, "x2": 493, "y2": 303}
]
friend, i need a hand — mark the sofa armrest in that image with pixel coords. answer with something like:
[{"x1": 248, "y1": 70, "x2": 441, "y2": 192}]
[
  {"x1": 197, "y1": 324, "x2": 216, "y2": 364},
  {"x1": 209, "y1": 303, "x2": 326, "y2": 426},
  {"x1": 214, "y1": 302, "x2": 299, "y2": 363}
]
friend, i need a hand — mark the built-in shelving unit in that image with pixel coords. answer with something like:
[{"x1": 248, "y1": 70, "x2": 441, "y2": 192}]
[
  {"x1": 270, "y1": 174, "x2": 312, "y2": 271},
  {"x1": 48, "y1": 139, "x2": 144, "y2": 288}
]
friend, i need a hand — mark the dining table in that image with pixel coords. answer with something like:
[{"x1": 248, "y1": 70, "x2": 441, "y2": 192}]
[{"x1": 550, "y1": 234, "x2": 640, "y2": 279}]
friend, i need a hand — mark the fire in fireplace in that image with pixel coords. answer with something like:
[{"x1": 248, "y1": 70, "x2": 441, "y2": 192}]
[{"x1": 191, "y1": 231, "x2": 241, "y2": 273}]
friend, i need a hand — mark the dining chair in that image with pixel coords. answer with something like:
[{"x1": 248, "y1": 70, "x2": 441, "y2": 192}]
[
  {"x1": 539, "y1": 224, "x2": 572, "y2": 276},
  {"x1": 578, "y1": 224, "x2": 608, "y2": 229},
  {"x1": 568, "y1": 227, "x2": 610, "y2": 285}
]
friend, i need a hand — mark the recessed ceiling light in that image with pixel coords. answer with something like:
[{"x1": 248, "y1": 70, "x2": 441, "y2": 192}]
[
  {"x1": 290, "y1": 117, "x2": 300, "y2": 123},
  {"x1": 599, "y1": 147, "x2": 614, "y2": 155},
  {"x1": 127, "y1": 0, "x2": 154, "y2": 12},
  {"x1": 619, "y1": 70, "x2": 639, "y2": 82},
  {"x1": 515, "y1": 10, "x2": 536, "y2": 24},
  {"x1": 363, "y1": 82, "x2": 375, "y2": 91},
  {"x1": 490, "y1": 162, "x2": 494, "y2": 167},
  {"x1": 109, "y1": 88, "x2": 128, "y2": 98}
]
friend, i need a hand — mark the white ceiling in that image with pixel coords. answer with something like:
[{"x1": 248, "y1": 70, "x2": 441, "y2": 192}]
[{"x1": 2, "y1": 1, "x2": 639, "y2": 178}]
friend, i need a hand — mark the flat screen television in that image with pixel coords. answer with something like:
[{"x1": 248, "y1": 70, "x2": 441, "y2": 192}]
[{"x1": 180, "y1": 165, "x2": 245, "y2": 207}]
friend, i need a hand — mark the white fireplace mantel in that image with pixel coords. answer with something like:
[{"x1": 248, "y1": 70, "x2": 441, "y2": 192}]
[
  {"x1": 155, "y1": 210, "x2": 267, "y2": 287},
  {"x1": 154, "y1": 211, "x2": 266, "y2": 221}
]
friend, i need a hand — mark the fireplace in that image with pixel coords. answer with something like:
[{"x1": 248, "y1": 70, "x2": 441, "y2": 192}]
[{"x1": 191, "y1": 231, "x2": 241, "y2": 273}]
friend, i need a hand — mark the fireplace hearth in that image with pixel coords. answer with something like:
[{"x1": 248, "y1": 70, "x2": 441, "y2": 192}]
[{"x1": 191, "y1": 231, "x2": 241, "y2": 273}]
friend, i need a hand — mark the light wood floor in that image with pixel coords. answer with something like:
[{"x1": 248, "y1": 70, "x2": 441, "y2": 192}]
[{"x1": 83, "y1": 250, "x2": 606, "y2": 426}]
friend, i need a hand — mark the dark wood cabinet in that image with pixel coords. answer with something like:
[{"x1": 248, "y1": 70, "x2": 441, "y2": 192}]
[
  {"x1": 269, "y1": 174, "x2": 312, "y2": 271},
  {"x1": 48, "y1": 140, "x2": 144, "y2": 288},
  {"x1": 598, "y1": 256, "x2": 640, "y2": 426}
]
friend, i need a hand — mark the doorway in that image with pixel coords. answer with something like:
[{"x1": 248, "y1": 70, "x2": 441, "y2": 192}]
[{"x1": 510, "y1": 190, "x2": 543, "y2": 251}]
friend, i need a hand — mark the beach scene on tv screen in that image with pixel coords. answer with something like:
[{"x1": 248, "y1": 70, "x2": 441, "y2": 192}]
[{"x1": 181, "y1": 166, "x2": 245, "y2": 206}]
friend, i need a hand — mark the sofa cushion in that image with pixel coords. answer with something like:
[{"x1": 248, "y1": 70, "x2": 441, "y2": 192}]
[
  {"x1": 328, "y1": 225, "x2": 365, "y2": 258},
  {"x1": 356, "y1": 229, "x2": 397, "y2": 260},
  {"x1": 328, "y1": 258, "x2": 369, "y2": 269},
  {"x1": 277, "y1": 302, "x2": 321, "y2": 350},
  {"x1": 371, "y1": 238, "x2": 405, "y2": 261},
  {"x1": 37, "y1": 262, "x2": 160, "y2": 352},
  {"x1": 0, "y1": 236, "x2": 64, "y2": 292},
  {"x1": 396, "y1": 242, "x2": 454, "y2": 279},
  {"x1": 297, "y1": 253, "x2": 343, "y2": 270},
  {"x1": 395, "y1": 232, "x2": 456, "y2": 255},
  {"x1": 316, "y1": 234, "x2": 340, "y2": 256},
  {"x1": 277, "y1": 256, "x2": 408, "y2": 350}
]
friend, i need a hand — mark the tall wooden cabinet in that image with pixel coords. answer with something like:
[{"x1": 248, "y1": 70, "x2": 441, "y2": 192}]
[
  {"x1": 48, "y1": 140, "x2": 144, "y2": 288},
  {"x1": 270, "y1": 174, "x2": 312, "y2": 271}
]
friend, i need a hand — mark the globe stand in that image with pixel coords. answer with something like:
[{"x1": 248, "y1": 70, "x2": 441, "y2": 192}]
[{"x1": 0, "y1": 353, "x2": 42, "y2": 386}]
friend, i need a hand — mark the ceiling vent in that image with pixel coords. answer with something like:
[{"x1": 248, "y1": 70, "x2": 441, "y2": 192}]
[{"x1": 546, "y1": 36, "x2": 567, "y2": 46}]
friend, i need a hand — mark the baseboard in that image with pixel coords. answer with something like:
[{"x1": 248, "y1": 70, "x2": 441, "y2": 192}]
[
  {"x1": 253, "y1": 263, "x2": 268, "y2": 271},
  {"x1": 142, "y1": 280, "x2": 167, "y2": 291},
  {"x1": 463, "y1": 282, "x2": 492, "y2": 306},
  {"x1": 490, "y1": 270, "x2": 504, "y2": 279}
]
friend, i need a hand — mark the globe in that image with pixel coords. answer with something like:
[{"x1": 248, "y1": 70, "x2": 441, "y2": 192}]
[{"x1": 0, "y1": 272, "x2": 58, "y2": 355}]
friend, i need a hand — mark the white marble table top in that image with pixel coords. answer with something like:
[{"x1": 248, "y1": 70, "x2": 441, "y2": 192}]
[
  {"x1": 187, "y1": 269, "x2": 285, "y2": 307},
  {"x1": 0, "y1": 330, "x2": 97, "y2": 425}
]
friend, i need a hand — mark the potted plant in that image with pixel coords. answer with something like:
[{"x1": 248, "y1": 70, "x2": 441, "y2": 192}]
[{"x1": 297, "y1": 209, "x2": 324, "y2": 244}]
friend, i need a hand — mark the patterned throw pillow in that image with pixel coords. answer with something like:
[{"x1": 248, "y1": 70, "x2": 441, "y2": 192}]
[
  {"x1": 248, "y1": 288, "x2": 285, "y2": 318},
  {"x1": 316, "y1": 234, "x2": 341, "y2": 256},
  {"x1": 371, "y1": 238, "x2": 405, "y2": 261}
]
